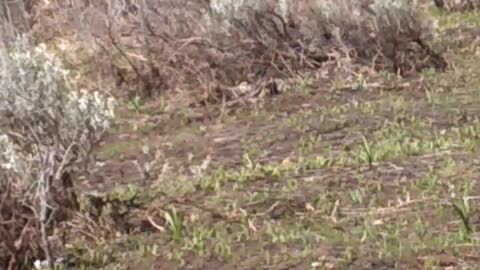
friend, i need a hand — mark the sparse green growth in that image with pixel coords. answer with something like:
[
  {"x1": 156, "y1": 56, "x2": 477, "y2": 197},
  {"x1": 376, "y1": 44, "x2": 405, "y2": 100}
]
[{"x1": 4, "y1": 2, "x2": 480, "y2": 270}]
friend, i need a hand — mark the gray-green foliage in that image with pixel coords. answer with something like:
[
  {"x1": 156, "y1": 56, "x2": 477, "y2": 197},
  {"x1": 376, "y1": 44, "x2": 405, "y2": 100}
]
[
  {"x1": 0, "y1": 34, "x2": 116, "y2": 183},
  {"x1": 0, "y1": 34, "x2": 117, "y2": 268}
]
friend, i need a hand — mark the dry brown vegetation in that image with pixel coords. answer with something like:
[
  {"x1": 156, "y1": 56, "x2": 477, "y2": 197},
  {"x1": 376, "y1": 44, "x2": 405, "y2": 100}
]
[
  {"x1": 2, "y1": 0, "x2": 480, "y2": 269},
  {"x1": 0, "y1": 174, "x2": 76, "y2": 270},
  {"x1": 434, "y1": 0, "x2": 480, "y2": 12},
  {"x1": 27, "y1": 0, "x2": 447, "y2": 101}
]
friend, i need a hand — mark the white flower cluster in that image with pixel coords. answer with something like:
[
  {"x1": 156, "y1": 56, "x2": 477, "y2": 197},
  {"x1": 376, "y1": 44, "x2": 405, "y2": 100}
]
[
  {"x1": 373, "y1": 0, "x2": 419, "y2": 12},
  {"x1": 203, "y1": 0, "x2": 290, "y2": 34},
  {"x1": 209, "y1": 0, "x2": 258, "y2": 19},
  {"x1": 0, "y1": 34, "x2": 116, "y2": 180},
  {"x1": 208, "y1": 0, "x2": 289, "y2": 23},
  {"x1": 66, "y1": 89, "x2": 116, "y2": 132},
  {"x1": 0, "y1": 134, "x2": 26, "y2": 174},
  {"x1": 0, "y1": 132, "x2": 34, "y2": 185}
]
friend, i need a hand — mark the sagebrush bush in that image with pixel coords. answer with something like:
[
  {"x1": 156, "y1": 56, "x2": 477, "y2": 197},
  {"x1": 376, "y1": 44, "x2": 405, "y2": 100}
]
[
  {"x1": 0, "y1": 34, "x2": 116, "y2": 269},
  {"x1": 1, "y1": 35, "x2": 115, "y2": 147}
]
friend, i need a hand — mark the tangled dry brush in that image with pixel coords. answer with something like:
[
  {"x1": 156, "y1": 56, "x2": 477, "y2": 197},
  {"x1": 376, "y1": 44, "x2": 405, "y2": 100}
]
[
  {"x1": 97, "y1": 0, "x2": 448, "y2": 102},
  {"x1": 12, "y1": 0, "x2": 449, "y2": 103},
  {"x1": 433, "y1": 0, "x2": 480, "y2": 12}
]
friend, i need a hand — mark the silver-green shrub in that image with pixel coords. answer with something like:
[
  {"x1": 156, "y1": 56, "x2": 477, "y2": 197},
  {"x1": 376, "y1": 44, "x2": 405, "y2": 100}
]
[
  {"x1": 0, "y1": 34, "x2": 115, "y2": 176},
  {"x1": 0, "y1": 34, "x2": 116, "y2": 269}
]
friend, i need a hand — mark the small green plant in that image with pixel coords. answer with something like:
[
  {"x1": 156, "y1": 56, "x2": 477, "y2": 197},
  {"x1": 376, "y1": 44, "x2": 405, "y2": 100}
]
[
  {"x1": 342, "y1": 246, "x2": 356, "y2": 265},
  {"x1": 359, "y1": 135, "x2": 376, "y2": 166},
  {"x1": 425, "y1": 88, "x2": 434, "y2": 104},
  {"x1": 186, "y1": 227, "x2": 212, "y2": 256},
  {"x1": 137, "y1": 241, "x2": 159, "y2": 257},
  {"x1": 298, "y1": 133, "x2": 322, "y2": 154},
  {"x1": 215, "y1": 237, "x2": 232, "y2": 258},
  {"x1": 352, "y1": 73, "x2": 367, "y2": 91},
  {"x1": 127, "y1": 95, "x2": 143, "y2": 113},
  {"x1": 242, "y1": 152, "x2": 257, "y2": 170},
  {"x1": 349, "y1": 188, "x2": 365, "y2": 204},
  {"x1": 165, "y1": 206, "x2": 184, "y2": 242},
  {"x1": 451, "y1": 198, "x2": 472, "y2": 234},
  {"x1": 414, "y1": 217, "x2": 428, "y2": 240}
]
